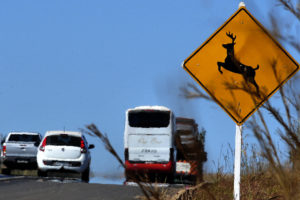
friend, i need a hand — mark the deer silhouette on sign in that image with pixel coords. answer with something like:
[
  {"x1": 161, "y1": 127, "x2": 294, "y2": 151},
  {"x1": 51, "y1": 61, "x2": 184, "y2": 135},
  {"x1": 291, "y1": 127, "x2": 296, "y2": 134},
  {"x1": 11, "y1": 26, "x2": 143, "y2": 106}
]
[{"x1": 217, "y1": 32, "x2": 260, "y2": 95}]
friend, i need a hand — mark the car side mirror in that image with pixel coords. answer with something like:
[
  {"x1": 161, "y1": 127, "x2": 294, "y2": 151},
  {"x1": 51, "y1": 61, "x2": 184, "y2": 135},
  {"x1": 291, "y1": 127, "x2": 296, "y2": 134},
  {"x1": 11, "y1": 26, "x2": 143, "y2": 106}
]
[{"x1": 88, "y1": 144, "x2": 95, "y2": 149}]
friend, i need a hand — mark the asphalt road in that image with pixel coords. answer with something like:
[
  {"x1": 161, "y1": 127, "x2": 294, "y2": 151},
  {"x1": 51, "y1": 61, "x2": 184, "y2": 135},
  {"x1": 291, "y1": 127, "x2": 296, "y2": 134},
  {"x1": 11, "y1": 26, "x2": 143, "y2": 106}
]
[
  {"x1": 0, "y1": 175, "x2": 182, "y2": 200},
  {"x1": 0, "y1": 176, "x2": 143, "y2": 200}
]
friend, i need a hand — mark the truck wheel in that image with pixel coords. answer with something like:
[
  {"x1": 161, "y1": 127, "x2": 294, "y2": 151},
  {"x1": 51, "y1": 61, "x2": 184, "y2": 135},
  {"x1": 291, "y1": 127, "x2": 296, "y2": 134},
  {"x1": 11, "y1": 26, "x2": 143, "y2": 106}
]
[
  {"x1": 81, "y1": 167, "x2": 90, "y2": 183},
  {"x1": 167, "y1": 174, "x2": 174, "y2": 184},
  {"x1": 37, "y1": 170, "x2": 47, "y2": 177}
]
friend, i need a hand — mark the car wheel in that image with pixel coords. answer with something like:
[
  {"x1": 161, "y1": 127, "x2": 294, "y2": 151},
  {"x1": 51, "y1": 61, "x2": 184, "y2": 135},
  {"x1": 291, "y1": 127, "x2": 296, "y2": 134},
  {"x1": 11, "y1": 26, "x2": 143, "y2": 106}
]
[
  {"x1": 37, "y1": 169, "x2": 47, "y2": 177},
  {"x1": 81, "y1": 167, "x2": 90, "y2": 183}
]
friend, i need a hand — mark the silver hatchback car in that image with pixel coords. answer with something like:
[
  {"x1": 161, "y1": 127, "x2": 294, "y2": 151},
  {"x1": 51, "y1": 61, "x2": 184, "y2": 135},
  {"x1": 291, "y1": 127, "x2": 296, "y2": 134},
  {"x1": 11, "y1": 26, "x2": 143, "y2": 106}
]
[{"x1": 37, "y1": 131, "x2": 94, "y2": 182}]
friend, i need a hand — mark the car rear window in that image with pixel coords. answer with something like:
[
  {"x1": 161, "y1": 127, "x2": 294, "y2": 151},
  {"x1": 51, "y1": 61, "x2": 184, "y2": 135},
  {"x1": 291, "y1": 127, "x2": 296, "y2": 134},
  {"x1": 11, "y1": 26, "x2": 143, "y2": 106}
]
[
  {"x1": 8, "y1": 134, "x2": 40, "y2": 142},
  {"x1": 46, "y1": 134, "x2": 81, "y2": 147}
]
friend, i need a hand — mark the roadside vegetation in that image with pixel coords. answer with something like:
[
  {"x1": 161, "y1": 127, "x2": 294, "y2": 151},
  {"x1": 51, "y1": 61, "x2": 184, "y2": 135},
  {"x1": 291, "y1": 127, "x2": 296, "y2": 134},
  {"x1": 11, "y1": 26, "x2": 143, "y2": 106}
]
[{"x1": 85, "y1": 1, "x2": 300, "y2": 200}]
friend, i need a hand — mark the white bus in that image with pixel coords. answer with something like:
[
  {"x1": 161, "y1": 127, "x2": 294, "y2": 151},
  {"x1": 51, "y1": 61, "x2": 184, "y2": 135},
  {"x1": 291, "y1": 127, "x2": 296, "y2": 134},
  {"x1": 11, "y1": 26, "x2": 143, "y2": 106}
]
[{"x1": 124, "y1": 106, "x2": 176, "y2": 182}]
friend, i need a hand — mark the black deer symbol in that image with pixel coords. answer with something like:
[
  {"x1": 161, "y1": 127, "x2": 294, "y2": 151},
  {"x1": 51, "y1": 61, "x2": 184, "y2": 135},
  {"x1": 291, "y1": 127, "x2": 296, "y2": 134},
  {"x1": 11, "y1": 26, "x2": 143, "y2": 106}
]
[{"x1": 217, "y1": 32, "x2": 260, "y2": 95}]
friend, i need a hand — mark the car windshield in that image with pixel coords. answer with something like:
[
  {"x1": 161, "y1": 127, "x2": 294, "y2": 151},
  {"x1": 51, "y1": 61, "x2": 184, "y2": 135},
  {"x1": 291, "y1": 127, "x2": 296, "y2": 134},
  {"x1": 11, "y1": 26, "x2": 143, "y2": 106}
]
[
  {"x1": 8, "y1": 134, "x2": 40, "y2": 142},
  {"x1": 46, "y1": 134, "x2": 81, "y2": 147},
  {"x1": 129, "y1": 110, "x2": 170, "y2": 128}
]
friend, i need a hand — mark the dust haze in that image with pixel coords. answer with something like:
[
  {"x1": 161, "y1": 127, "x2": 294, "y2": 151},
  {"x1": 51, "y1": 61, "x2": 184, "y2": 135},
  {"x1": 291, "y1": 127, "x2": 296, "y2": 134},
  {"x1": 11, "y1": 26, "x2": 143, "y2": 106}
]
[{"x1": 154, "y1": 70, "x2": 202, "y2": 125}]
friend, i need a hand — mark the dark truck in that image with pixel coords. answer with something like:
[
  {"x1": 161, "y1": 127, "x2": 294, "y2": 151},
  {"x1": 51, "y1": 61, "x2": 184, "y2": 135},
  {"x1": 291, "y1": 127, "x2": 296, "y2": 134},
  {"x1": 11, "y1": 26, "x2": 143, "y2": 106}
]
[
  {"x1": 1, "y1": 132, "x2": 41, "y2": 173},
  {"x1": 174, "y1": 117, "x2": 207, "y2": 184}
]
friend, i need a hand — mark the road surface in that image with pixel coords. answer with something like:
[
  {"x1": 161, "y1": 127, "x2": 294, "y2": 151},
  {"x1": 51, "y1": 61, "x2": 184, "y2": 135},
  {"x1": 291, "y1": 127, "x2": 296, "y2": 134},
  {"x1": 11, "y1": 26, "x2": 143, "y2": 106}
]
[
  {"x1": 0, "y1": 175, "x2": 180, "y2": 200},
  {"x1": 0, "y1": 176, "x2": 143, "y2": 200}
]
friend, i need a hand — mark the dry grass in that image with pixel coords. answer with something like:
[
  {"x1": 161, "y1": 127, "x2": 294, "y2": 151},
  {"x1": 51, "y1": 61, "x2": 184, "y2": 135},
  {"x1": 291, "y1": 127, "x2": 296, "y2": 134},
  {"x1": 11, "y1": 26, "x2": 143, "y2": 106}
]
[
  {"x1": 187, "y1": 172, "x2": 283, "y2": 200},
  {"x1": 172, "y1": 147, "x2": 284, "y2": 200}
]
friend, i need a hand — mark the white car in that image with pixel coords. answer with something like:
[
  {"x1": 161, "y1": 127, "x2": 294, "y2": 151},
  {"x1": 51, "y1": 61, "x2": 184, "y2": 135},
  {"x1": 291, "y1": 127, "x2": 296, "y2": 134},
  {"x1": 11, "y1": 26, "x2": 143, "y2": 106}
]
[{"x1": 37, "y1": 131, "x2": 94, "y2": 182}]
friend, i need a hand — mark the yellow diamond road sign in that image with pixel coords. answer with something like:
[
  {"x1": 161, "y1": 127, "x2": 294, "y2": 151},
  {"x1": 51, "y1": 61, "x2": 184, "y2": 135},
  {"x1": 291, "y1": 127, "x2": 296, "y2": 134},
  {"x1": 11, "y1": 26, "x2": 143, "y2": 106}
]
[{"x1": 183, "y1": 6, "x2": 299, "y2": 125}]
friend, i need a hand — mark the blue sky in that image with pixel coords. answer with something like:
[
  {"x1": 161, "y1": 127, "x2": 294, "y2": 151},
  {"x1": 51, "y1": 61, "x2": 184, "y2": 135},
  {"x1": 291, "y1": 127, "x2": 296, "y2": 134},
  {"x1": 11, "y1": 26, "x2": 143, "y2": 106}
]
[{"x1": 0, "y1": 0, "x2": 299, "y2": 180}]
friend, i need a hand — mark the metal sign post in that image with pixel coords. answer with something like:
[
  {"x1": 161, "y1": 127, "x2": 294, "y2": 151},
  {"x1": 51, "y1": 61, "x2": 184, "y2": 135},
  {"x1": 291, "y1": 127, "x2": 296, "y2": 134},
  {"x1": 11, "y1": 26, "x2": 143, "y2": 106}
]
[{"x1": 234, "y1": 124, "x2": 242, "y2": 200}]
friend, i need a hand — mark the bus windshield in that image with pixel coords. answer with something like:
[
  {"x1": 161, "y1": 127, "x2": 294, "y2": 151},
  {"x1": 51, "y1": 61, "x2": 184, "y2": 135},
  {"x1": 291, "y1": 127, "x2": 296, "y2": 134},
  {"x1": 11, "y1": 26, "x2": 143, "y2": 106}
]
[{"x1": 129, "y1": 110, "x2": 170, "y2": 128}]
